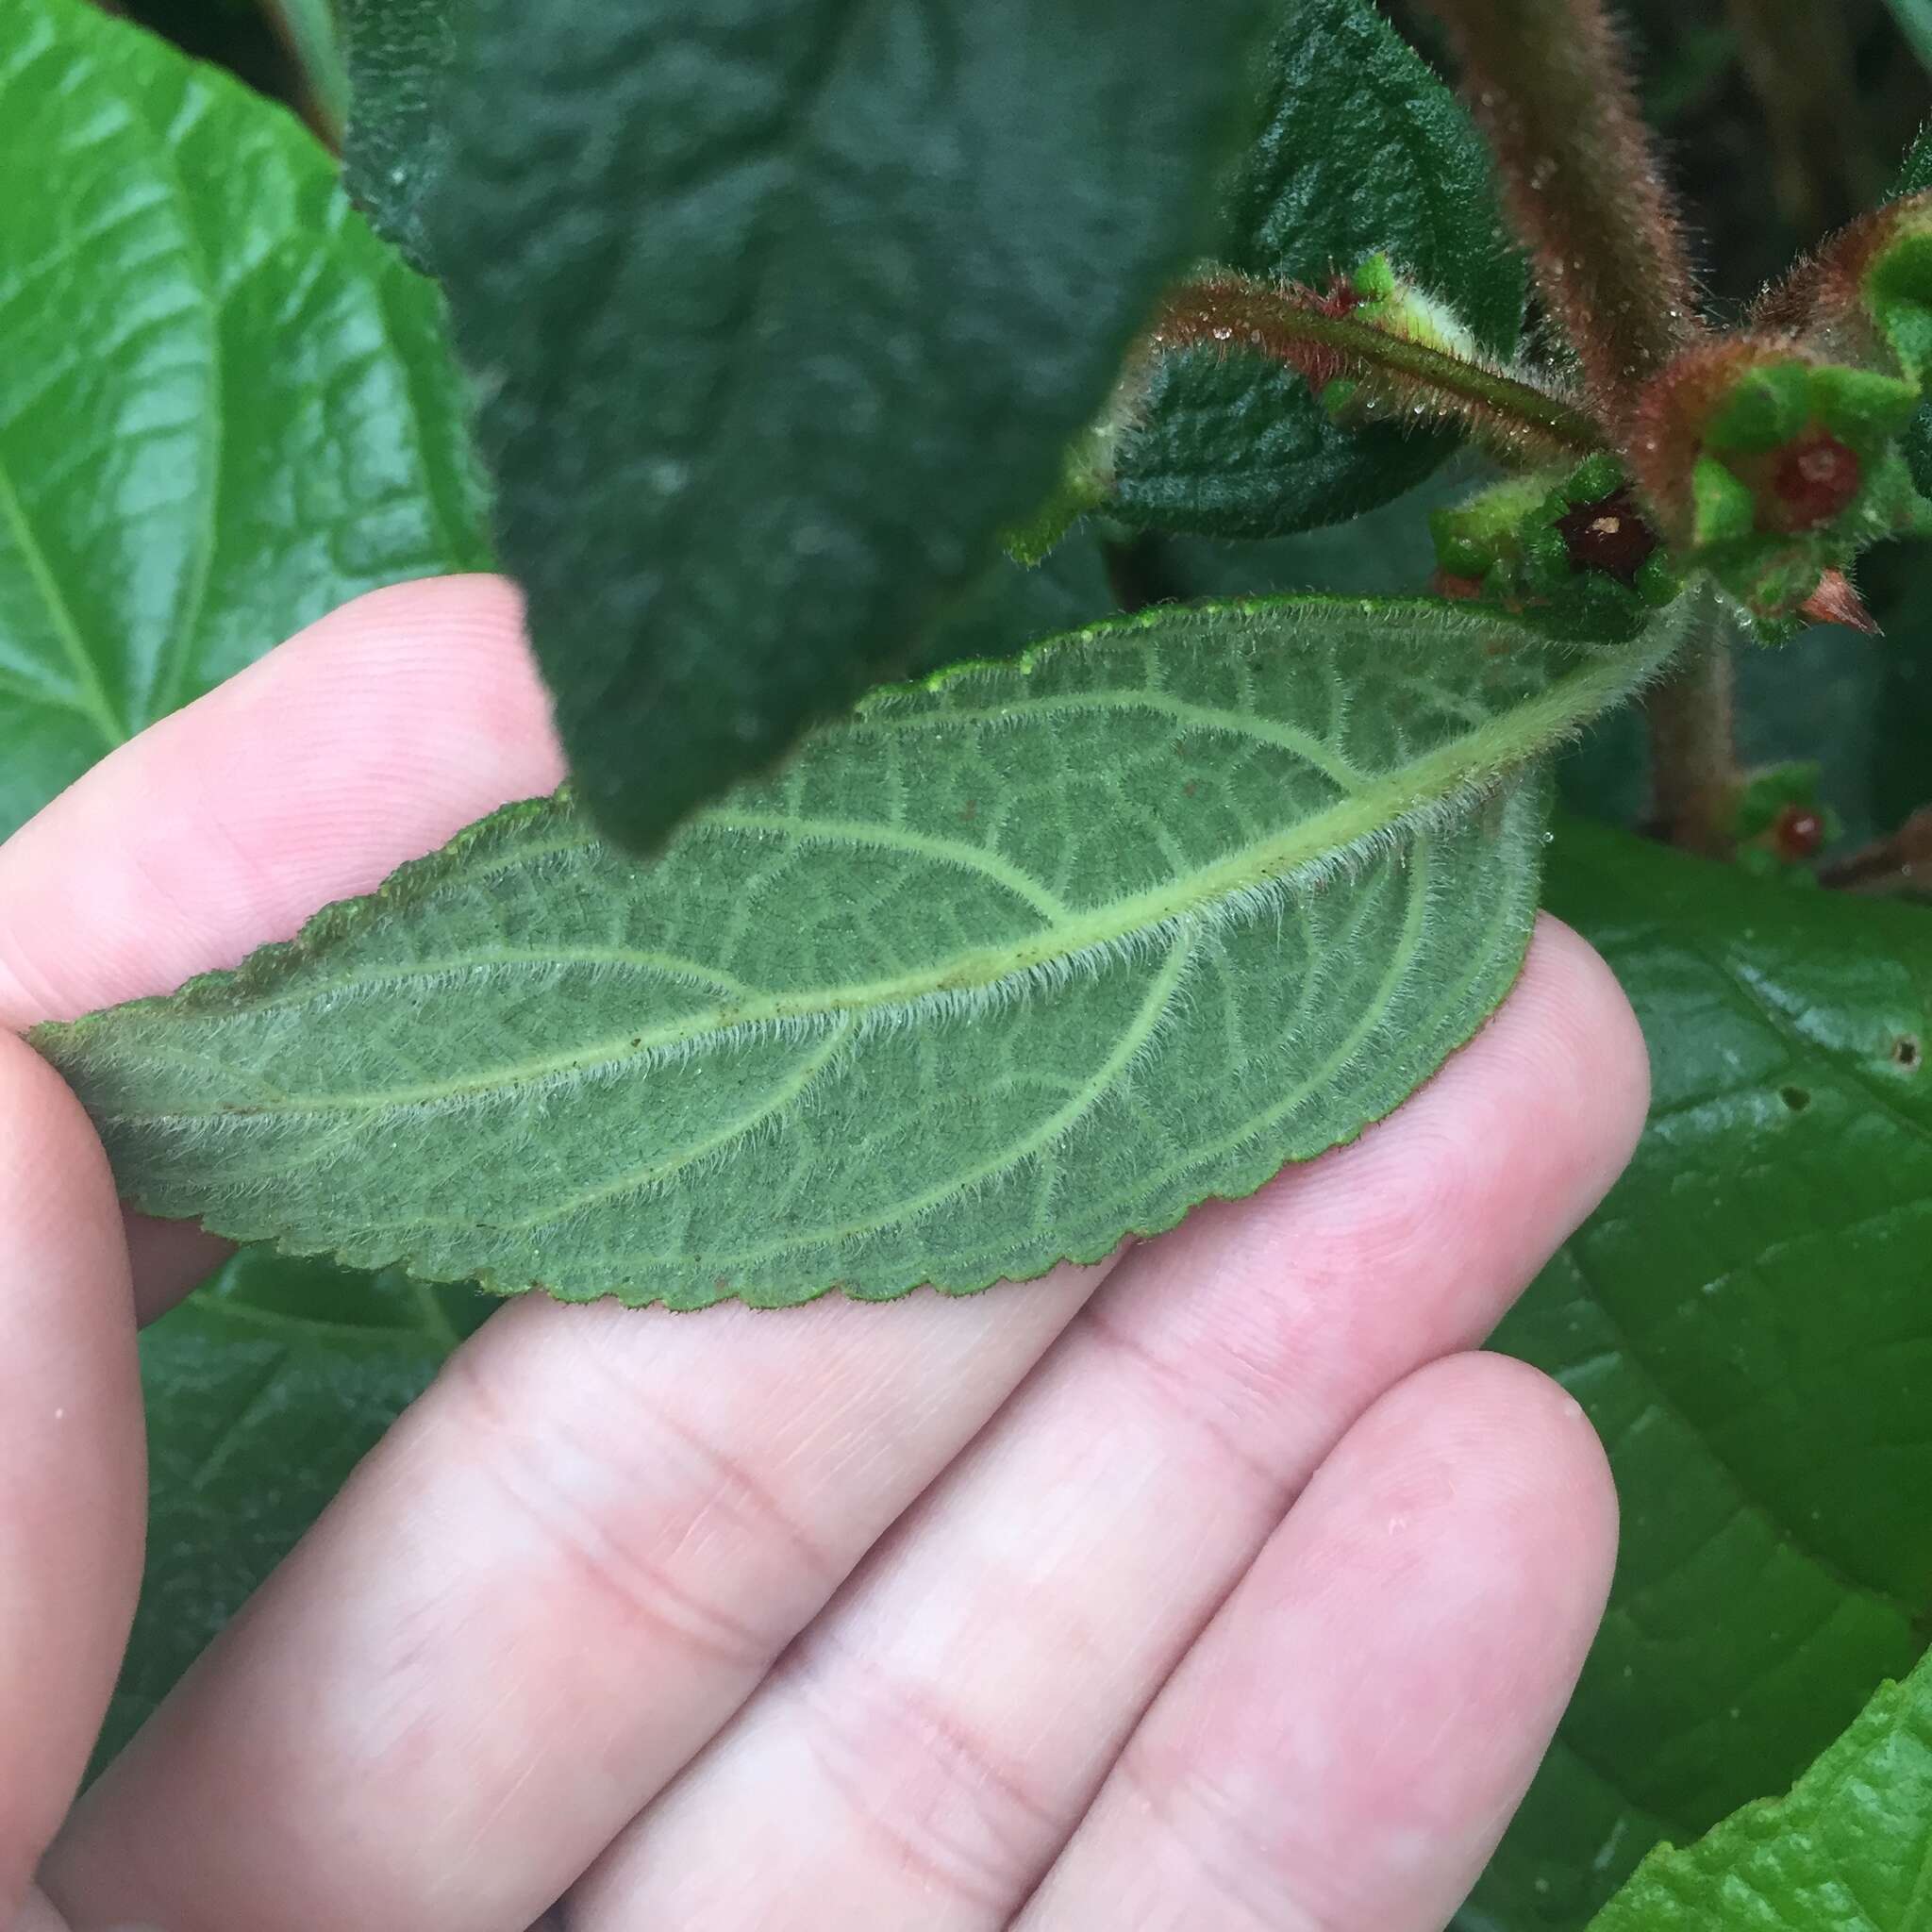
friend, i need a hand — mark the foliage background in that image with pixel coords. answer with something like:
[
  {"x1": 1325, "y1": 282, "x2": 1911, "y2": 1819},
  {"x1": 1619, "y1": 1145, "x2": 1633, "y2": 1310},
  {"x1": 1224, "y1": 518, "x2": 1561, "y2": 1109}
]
[{"x1": 25, "y1": 1, "x2": 1932, "y2": 1924}]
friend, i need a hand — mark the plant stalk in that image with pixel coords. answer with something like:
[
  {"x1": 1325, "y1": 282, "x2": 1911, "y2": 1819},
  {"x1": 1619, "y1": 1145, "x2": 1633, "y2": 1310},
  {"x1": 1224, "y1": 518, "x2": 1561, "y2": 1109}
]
[
  {"x1": 1644, "y1": 592, "x2": 1740, "y2": 858},
  {"x1": 1819, "y1": 807, "x2": 1932, "y2": 898},
  {"x1": 1420, "y1": 0, "x2": 1701, "y2": 441},
  {"x1": 1154, "y1": 278, "x2": 1603, "y2": 465}
]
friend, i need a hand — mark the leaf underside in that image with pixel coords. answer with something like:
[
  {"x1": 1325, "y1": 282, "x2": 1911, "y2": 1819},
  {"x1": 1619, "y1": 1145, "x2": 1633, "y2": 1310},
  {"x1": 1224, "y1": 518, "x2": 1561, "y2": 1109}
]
[{"x1": 37, "y1": 599, "x2": 1682, "y2": 1311}]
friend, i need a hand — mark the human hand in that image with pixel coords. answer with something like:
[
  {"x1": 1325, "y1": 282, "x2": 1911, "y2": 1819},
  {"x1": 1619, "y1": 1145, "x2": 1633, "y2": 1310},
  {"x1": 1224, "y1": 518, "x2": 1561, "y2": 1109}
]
[{"x1": 3, "y1": 578, "x2": 1646, "y2": 1932}]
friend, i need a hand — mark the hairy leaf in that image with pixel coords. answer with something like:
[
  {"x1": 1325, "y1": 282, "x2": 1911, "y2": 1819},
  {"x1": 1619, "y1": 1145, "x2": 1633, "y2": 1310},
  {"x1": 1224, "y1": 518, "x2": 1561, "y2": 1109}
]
[
  {"x1": 1110, "y1": 0, "x2": 1525, "y2": 539},
  {"x1": 93, "y1": 1251, "x2": 485, "y2": 1777},
  {"x1": 338, "y1": 0, "x2": 452, "y2": 275},
  {"x1": 1462, "y1": 822, "x2": 1932, "y2": 1929},
  {"x1": 1143, "y1": 458, "x2": 1488, "y2": 604},
  {"x1": 426, "y1": 0, "x2": 1275, "y2": 853},
  {"x1": 38, "y1": 600, "x2": 1683, "y2": 1310},
  {"x1": 1586, "y1": 1651, "x2": 1932, "y2": 1931},
  {"x1": 1889, "y1": 127, "x2": 1932, "y2": 495},
  {"x1": 0, "y1": 0, "x2": 490, "y2": 841},
  {"x1": 1900, "y1": 123, "x2": 1932, "y2": 197}
]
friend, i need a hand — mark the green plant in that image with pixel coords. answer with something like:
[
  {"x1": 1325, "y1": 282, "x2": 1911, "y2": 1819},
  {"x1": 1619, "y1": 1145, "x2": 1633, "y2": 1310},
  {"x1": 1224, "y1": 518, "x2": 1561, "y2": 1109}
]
[{"x1": 5, "y1": 0, "x2": 1930, "y2": 1923}]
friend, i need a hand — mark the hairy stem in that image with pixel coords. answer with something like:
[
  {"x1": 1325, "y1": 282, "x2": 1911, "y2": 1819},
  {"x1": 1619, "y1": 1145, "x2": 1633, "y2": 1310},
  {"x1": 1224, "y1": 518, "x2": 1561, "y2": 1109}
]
[
  {"x1": 1819, "y1": 807, "x2": 1932, "y2": 898},
  {"x1": 1154, "y1": 278, "x2": 1602, "y2": 465},
  {"x1": 1644, "y1": 591, "x2": 1739, "y2": 857},
  {"x1": 1420, "y1": 0, "x2": 1700, "y2": 441}
]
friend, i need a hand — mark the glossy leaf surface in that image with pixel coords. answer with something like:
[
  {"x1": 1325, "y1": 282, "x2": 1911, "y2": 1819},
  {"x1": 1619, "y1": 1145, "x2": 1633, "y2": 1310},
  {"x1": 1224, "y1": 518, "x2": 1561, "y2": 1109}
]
[
  {"x1": 39, "y1": 600, "x2": 1682, "y2": 1309},
  {"x1": 1464, "y1": 822, "x2": 1932, "y2": 1928},
  {"x1": 1588, "y1": 1651, "x2": 1932, "y2": 1930},
  {"x1": 0, "y1": 0, "x2": 489, "y2": 841}
]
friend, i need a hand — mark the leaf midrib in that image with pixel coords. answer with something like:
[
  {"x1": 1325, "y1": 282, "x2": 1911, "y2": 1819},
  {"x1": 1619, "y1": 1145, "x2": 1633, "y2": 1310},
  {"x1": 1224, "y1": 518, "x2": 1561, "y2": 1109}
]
[
  {"x1": 131, "y1": 72, "x2": 224, "y2": 729},
  {"x1": 0, "y1": 445, "x2": 125, "y2": 747},
  {"x1": 85, "y1": 633, "x2": 1667, "y2": 1127}
]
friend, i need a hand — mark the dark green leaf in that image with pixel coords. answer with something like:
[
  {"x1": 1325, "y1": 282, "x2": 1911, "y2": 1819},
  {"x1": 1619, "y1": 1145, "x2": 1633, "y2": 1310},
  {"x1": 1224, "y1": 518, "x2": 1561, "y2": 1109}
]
[
  {"x1": 1112, "y1": 352, "x2": 1458, "y2": 541},
  {"x1": 1585, "y1": 1651, "x2": 1932, "y2": 1931},
  {"x1": 906, "y1": 534, "x2": 1118, "y2": 681},
  {"x1": 92, "y1": 1250, "x2": 482, "y2": 1775},
  {"x1": 0, "y1": 0, "x2": 491, "y2": 842},
  {"x1": 337, "y1": 0, "x2": 453, "y2": 275},
  {"x1": 1110, "y1": 0, "x2": 1525, "y2": 539},
  {"x1": 426, "y1": 0, "x2": 1274, "y2": 852},
  {"x1": 37, "y1": 600, "x2": 1686, "y2": 1310},
  {"x1": 1139, "y1": 455, "x2": 1491, "y2": 603},
  {"x1": 1462, "y1": 821, "x2": 1932, "y2": 1929}
]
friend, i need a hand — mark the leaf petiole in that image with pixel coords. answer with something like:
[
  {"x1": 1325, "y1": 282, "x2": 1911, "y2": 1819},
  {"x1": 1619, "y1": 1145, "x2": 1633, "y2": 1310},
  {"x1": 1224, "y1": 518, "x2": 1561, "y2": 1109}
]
[{"x1": 1151, "y1": 275, "x2": 1604, "y2": 468}]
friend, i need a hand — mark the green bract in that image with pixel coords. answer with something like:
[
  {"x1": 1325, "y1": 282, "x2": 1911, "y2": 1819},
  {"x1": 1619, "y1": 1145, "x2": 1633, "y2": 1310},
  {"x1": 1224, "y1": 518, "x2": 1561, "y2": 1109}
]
[
  {"x1": 35, "y1": 599, "x2": 1683, "y2": 1309},
  {"x1": 0, "y1": 0, "x2": 488, "y2": 841},
  {"x1": 424, "y1": 0, "x2": 1276, "y2": 851}
]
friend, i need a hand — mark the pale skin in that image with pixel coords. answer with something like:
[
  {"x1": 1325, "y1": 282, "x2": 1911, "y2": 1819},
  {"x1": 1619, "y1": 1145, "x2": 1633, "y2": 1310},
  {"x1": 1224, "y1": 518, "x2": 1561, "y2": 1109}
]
[{"x1": 1, "y1": 577, "x2": 1647, "y2": 1932}]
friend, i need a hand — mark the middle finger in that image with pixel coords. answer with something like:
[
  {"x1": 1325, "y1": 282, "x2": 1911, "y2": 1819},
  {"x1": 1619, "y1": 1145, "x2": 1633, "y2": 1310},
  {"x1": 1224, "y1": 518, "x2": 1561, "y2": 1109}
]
[
  {"x1": 41, "y1": 1260, "x2": 1110, "y2": 1932},
  {"x1": 566, "y1": 922, "x2": 1643, "y2": 1929}
]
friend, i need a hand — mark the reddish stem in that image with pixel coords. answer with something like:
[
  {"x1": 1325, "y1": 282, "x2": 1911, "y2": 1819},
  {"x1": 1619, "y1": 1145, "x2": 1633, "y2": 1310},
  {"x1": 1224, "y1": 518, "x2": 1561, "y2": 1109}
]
[{"x1": 1421, "y1": 0, "x2": 1702, "y2": 442}]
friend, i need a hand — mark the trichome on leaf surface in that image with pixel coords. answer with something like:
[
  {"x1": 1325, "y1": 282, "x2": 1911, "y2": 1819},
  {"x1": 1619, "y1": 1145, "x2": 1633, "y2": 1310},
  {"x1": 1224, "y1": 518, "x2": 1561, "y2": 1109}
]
[
  {"x1": 36, "y1": 0, "x2": 1932, "y2": 1310},
  {"x1": 5, "y1": 0, "x2": 1931, "y2": 1920}
]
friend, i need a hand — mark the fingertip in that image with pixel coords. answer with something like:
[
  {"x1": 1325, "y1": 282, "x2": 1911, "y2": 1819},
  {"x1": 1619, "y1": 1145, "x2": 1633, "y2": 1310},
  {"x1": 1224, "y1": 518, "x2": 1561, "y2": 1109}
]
[
  {"x1": 1337, "y1": 912, "x2": 1649, "y2": 1305},
  {"x1": 1031, "y1": 1345, "x2": 1623, "y2": 1932},
  {"x1": 0, "y1": 574, "x2": 561, "y2": 1028},
  {"x1": 1203, "y1": 1349, "x2": 1617, "y2": 1908},
  {"x1": 0, "y1": 1037, "x2": 143, "y2": 1905},
  {"x1": 1360, "y1": 1351, "x2": 1619, "y2": 1633},
  {"x1": 237, "y1": 574, "x2": 546, "y2": 780},
  {"x1": 1511, "y1": 913, "x2": 1652, "y2": 1192}
]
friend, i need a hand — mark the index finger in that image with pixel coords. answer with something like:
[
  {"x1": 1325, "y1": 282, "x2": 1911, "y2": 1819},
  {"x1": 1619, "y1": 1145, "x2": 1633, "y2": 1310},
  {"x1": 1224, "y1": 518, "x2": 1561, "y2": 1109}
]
[
  {"x1": 0, "y1": 1034, "x2": 143, "y2": 1918},
  {"x1": 0, "y1": 575, "x2": 565, "y2": 1311}
]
